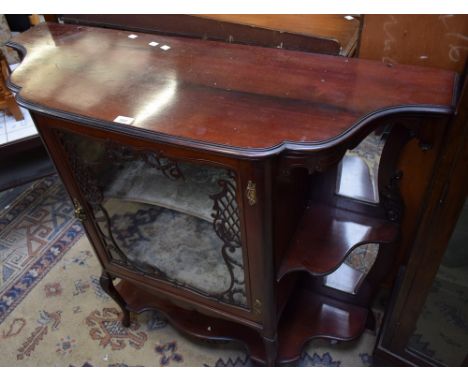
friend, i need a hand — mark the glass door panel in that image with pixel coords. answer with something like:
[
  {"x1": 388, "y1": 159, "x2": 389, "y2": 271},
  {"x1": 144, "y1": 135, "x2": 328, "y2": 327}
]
[
  {"x1": 57, "y1": 130, "x2": 247, "y2": 308},
  {"x1": 407, "y1": 198, "x2": 468, "y2": 366}
]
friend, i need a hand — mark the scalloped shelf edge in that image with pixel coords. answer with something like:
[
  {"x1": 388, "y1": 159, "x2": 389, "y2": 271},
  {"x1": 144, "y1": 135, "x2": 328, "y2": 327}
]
[
  {"x1": 115, "y1": 279, "x2": 368, "y2": 365},
  {"x1": 277, "y1": 203, "x2": 399, "y2": 282}
]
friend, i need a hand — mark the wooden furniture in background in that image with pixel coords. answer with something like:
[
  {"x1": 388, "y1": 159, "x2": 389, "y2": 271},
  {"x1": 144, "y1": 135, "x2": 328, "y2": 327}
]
[
  {"x1": 356, "y1": 15, "x2": 468, "y2": 286},
  {"x1": 0, "y1": 16, "x2": 55, "y2": 192},
  {"x1": 374, "y1": 69, "x2": 468, "y2": 367},
  {"x1": 28, "y1": 15, "x2": 42, "y2": 26},
  {"x1": 0, "y1": 84, "x2": 55, "y2": 191},
  {"x1": 195, "y1": 14, "x2": 361, "y2": 56},
  {"x1": 60, "y1": 14, "x2": 360, "y2": 56},
  {"x1": 359, "y1": 14, "x2": 468, "y2": 73},
  {"x1": 0, "y1": 50, "x2": 22, "y2": 121},
  {"x1": 7, "y1": 22, "x2": 459, "y2": 365},
  {"x1": 358, "y1": 14, "x2": 468, "y2": 366}
]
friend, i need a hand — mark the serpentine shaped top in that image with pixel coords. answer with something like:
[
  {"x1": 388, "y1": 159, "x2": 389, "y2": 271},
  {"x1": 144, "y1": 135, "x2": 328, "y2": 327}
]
[{"x1": 8, "y1": 22, "x2": 458, "y2": 158}]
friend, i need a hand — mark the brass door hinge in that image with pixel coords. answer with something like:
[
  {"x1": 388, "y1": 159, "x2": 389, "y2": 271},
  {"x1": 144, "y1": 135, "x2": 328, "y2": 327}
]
[
  {"x1": 73, "y1": 198, "x2": 87, "y2": 222},
  {"x1": 246, "y1": 180, "x2": 257, "y2": 206}
]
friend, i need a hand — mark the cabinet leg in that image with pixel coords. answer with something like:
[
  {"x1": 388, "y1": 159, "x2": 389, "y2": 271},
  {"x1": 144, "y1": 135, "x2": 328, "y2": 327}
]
[
  {"x1": 99, "y1": 271, "x2": 131, "y2": 327},
  {"x1": 262, "y1": 336, "x2": 278, "y2": 366}
]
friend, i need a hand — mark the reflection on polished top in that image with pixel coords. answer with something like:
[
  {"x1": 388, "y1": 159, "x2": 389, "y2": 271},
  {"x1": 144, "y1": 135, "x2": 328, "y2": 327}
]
[{"x1": 8, "y1": 22, "x2": 457, "y2": 156}]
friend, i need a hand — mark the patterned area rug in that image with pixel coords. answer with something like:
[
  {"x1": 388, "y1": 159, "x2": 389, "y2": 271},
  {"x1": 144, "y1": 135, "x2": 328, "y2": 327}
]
[{"x1": 0, "y1": 175, "x2": 378, "y2": 366}]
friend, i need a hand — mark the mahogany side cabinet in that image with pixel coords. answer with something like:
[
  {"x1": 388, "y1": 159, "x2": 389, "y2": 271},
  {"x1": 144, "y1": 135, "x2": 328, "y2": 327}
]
[{"x1": 7, "y1": 23, "x2": 459, "y2": 365}]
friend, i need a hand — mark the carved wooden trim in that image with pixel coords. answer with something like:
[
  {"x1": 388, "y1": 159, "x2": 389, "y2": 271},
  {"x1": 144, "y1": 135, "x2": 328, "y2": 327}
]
[
  {"x1": 278, "y1": 147, "x2": 348, "y2": 177},
  {"x1": 55, "y1": 131, "x2": 104, "y2": 205},
  {"x1": 104, "y1": 140, "x2": 183, "y2": 181},
  {"x1": 380, "y1": 170, "x2": 404, "y2": 222},
  {"x1": 9, "y1": 88, "x2": 453, "y2": 160}
]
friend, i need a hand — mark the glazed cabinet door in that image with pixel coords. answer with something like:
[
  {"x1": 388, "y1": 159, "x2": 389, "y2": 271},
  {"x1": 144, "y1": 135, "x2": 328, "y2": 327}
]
[{"x1": 35, "y1": 119, "x2": 257, "y2": 319}]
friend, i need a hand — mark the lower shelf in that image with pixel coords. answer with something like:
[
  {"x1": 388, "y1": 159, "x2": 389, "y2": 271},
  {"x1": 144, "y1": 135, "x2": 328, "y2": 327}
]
[
  {"x1": 115, "y1": 280, "x2": 368, "y2": 365},
  {"x1": 101, "y1": 198, "x2": 247, "y2": 308},
  {"x1": 115, "y1": 280, "x2": 267, "y2": 364},
  {"x1": 277, "y1": 287, "x2": 368, "y2": 364}
]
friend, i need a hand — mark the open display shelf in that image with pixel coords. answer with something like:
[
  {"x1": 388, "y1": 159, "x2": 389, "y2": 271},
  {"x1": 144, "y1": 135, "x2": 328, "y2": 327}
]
[
  {"x1": 116, "y1": 279, "x2": 368, "y2": 365},
  {"x1": 277, "y1": 287, "x2": 368, "y2": 364},
  {"x1": 277, "y1": 202, "x2": 399, "y2": 281},
  {"x1": 115, "y1": 280, "x2": 268, "y2": 365},
  {"x1": 104, "y1": 160, "x2": 225, "y2": 223}
]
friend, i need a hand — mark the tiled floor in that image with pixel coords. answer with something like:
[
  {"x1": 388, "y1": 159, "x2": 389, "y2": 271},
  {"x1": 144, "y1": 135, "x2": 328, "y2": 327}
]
[{"x1": 0, "y1": 106, "x2": 38, "y2": 144}]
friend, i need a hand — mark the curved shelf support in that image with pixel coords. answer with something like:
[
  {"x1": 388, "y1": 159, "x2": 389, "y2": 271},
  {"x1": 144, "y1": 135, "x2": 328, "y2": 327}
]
[{"x1": 277, "y1": 203, "x2": 399, "y2": 282}]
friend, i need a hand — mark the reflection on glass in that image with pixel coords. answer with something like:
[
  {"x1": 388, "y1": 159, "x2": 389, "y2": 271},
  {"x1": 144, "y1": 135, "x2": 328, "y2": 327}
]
[
  {"x1": 59, "y1": 131, "x2": 247, "y2": 307},
  {"x1": 407, "y1": 198, "x2": 468, "y2": 366}
]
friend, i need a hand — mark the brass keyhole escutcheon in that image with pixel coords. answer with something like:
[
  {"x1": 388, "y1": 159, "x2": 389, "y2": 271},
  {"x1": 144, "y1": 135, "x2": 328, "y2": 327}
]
[{"x1": 73, "y1": 198, "x2": 86, "y2": 222}]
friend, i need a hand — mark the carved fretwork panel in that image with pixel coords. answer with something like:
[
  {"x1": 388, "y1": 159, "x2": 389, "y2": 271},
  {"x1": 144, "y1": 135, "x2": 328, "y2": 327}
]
[
  {"x1": 210, "y1": 171, "x2": 245, "y2": 305},
  {"x1": 55, "y1": 130, "x2": 248, "y2": 308}
]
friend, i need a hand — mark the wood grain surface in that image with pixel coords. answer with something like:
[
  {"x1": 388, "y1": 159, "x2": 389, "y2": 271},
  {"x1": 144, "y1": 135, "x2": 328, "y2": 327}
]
[{"x1": 8, "y1": 22, "x2": 457, "y2": 157}]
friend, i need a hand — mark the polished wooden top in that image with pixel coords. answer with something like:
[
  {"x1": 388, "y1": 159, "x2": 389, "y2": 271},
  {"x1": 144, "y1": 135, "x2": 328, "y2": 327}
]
[{"x1": 8, "y1": 23, "x2": 457, "y2": 157}]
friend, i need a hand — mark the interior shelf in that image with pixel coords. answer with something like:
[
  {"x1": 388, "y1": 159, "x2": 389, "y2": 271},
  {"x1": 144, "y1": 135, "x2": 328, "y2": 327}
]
[
  {"x1": 104, "y1": 160, "x2": 227, "y2": 222},
  {"x1": 99, "y1": 199, "x2": 247, "y2": 307},
  {"x1": 277, "y1": 202, "x2": 398, "y2": 281},
  {"x1": 277, "y1": 287, "x2": 368, "y2": 364},
  {"x1": 115, "y1": 280, "x2": 267, "y2": 364}
]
